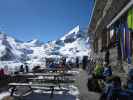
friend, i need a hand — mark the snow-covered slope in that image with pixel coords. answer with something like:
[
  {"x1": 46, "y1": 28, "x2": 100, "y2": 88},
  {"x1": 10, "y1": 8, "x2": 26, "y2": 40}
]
[
  {"x1": 0, "y1": 33, "x2": 25, "y2": 61},
  {"x1": 0, "y1": 25, "x2": 90, "y2": 64}
]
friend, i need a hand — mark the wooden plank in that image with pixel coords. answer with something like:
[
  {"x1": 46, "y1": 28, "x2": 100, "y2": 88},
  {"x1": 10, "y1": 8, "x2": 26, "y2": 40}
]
[
  {"x1": 8, "y1": 82, "x2": 73, "y2": 87},
  {"x1": 18, "y1": 73, "x2": 74, "y2": 77},
  {"x1": 9, "y1": 83, "x2": 57, "y2": 87},
  {"x1": 31, "y1": 86, "x2": 69, "y2": 91},
  {"x1": 9, "y1": 83, "x2": 29, "y2": 86},
  {"x1": 28, "y1": 78, "x2": 75, "y2": 83},
  {"x1": 28, "y1": 77, "x2": 75, "y2": 80},
  {"x1": 34, "y1": 68, "x2": 69, "y2": 72}
]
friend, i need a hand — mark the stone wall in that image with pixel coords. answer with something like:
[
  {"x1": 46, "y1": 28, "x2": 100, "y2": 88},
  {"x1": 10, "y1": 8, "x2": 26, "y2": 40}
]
[{"x1": 94, "y1": 39, "x2": 131, "y2": 73}]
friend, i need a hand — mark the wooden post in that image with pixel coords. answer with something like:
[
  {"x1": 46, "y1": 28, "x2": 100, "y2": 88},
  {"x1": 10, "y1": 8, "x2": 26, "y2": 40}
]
[
  {"x1": 50, "y1": 86, "x2": 55, "y2": 98},
  {"x1": 10, "y1": 86, "x2": 16, "y2": 96}
]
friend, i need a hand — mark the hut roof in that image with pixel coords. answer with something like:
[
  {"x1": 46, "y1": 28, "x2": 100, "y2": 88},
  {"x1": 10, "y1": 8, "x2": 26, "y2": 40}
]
[{"x1": 89, "y1": 0, "x2": 129, "y2": 36}]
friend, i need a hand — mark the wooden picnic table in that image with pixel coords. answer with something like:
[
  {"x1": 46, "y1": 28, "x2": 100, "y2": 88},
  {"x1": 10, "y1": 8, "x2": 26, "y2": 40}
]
[
  {"x1": 28, "y1": 77, "x2": 75, "y2": 84},
  {"x1": 9, "y1": 83, "x2": 57, "y2": 87},
  {"x1": 8, "y1": 69, "x2": 77, "y2": 98},
  {"x1": 16, "y1": 73, "x2": 75, "y2": 88}
]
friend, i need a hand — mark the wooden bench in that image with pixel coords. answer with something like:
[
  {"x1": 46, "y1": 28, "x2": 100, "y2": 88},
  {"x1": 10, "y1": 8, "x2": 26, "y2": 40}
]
[
  {"x1": 28, "y1": 77, "x2": 75, "y2": 84},
  {"x1": 32, "y1": 67, "x2": 70, "y2": 73},
  {"x1": 17, "y1": 73, "x2": 75, "y2": 80},
  {"x1": 41, "y1": 68, "x2": 69, "y2": 72},
  {"x1": 8, "y1": 82, "x2": 69, "y2": 98},
  {"x1": 31, "y1": 86, "x2": 69, "y2": 91}
]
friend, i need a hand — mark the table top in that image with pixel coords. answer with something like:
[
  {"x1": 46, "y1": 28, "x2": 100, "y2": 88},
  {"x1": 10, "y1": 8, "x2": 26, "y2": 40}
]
[{"x1": 17, "y1": 72, "x2": 75, "y2": 77}]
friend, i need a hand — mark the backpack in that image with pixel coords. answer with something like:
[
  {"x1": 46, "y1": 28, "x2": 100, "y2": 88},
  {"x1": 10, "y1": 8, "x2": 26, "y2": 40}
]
[{"x1": 94, "y1": 64, "x2": 104, "y2": 78}]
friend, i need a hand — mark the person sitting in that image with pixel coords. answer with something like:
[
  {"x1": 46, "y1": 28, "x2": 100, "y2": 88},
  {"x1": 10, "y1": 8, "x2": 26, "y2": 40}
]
[
  {"x1": 100, "y1": 76, "x2": 129, "y2": 100},
  {"x1": 87, "y1": 74, "x2": 102, "y2": 93},
  {"x1": 48, "y1": 62, "x2": 55, "y2": 69},
  {"x1": 103, "y1": 62, "x2": 112, "y2": 80},
  {"x1": 93, "y1": 60, "x2": 104, "y2": 79},
  {"x1": 100, "y1": 76, "x2": 121, "y2": 100},
  {"x1": 127, "y1": 68, "x2": 133, "y2": 92},
  {"x1": 123, "y1": 68, "x2": 133, "y2": 99},
  {"x1": 88, "y1": 60, "x2": 104, "y2": 92}
]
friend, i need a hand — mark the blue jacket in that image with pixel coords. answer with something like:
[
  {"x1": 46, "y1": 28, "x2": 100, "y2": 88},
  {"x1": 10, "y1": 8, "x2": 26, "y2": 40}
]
[
  {"x1": 103, "y1": 67, "x2": 112, "y2": 78},
  {"x1": 48, "y1": 63, "x2": 55, "y2": 68}
]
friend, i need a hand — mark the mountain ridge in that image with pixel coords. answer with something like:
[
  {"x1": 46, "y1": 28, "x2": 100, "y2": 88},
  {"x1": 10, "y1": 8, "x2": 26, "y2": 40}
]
[{"x1": 0, "y1": 25, "x2": 90, "y2": 64}]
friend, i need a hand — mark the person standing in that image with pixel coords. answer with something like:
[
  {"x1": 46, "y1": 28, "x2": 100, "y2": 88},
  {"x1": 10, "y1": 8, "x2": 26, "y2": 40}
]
[
  {"x1": 82, "y1": 56, "x2": 88, "y2": 70},
  {"x1": 105, "y1": 49, "x2": 110, "y2": 65},
  {"x1": 4, "y1": 65, "x2": 9, "y2": 75},
  {"x1": 19, "y1": 65, "x2": 24, "y2": 73},
  {"x1": 76, "y1": 57, "x2": 79, "y2": 68},
  {"x1": 25, "y1": 64, "x2": 29, "y2": 73},
  {"x1": 62, "y1": 57, "x2": 66, "y2": 68}
]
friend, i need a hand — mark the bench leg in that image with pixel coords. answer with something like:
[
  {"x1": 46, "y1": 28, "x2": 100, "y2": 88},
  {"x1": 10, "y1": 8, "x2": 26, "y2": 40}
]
[
  {"x1": 50, "y1": 86, "x2": 54, "y2": 98},
  {"x1": 56, "y1": 77, "x2": 61, "y2": 89},
  {"x1": 28, "y1": 86, "x2": 33, "y2": 93},
  {"x1": 58, "y1": 84, "x2": 61, "y2": 89},
  {"x1": 10, "y1": 86, "x2": 16, "y2": 96}
]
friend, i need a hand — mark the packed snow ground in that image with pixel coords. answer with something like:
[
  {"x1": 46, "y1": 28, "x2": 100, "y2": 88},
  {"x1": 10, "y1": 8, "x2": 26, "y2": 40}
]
[
  {"x1": 0, "y1": 92, "x2": 10, "y2": 100},
  {"x1": 0, "y1": 86, "x2": 80, "y2": 100}
]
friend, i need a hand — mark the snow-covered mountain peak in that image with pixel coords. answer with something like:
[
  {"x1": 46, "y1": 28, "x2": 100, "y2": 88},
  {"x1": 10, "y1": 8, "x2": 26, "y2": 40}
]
[
  {"x1": 29, "y1": 39, "x2": 40, "y2": 43},
  {"x1": 60, "y1": 25, "x2": 80, "y2": 41},
  {"x1": 0, "y1": 32, "x2": 7, "y2": 39},
  {"x1": 67, "y1": 25, "x2": 79, "y2": 35}
]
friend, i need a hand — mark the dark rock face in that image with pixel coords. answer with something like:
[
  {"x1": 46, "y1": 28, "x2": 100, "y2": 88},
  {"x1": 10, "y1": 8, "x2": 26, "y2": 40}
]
[
  {"x1": 0, "y1": 47, "x2": 15, "y2": 61},
  {"x1": 63, "y1": 32, "x2": 76, "y2": 43},
  {"x1": 20, "y1": 49, "x2": 33, "y2": 54},
  {"x1": 1, "y1": 34, "x2": 12, "y2": 49},
  {"x1": 55, "y1": 40, "x2": 64, "y2": 46},
  {"x1": 0, "y1": 34, "x2": 15, "y2": 61},
  {"x1": 64, "y1": 37, "x2": 75, "y2": 43}
]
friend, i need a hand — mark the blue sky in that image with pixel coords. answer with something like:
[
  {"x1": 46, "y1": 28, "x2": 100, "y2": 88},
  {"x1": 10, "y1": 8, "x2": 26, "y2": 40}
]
[{"x1": 0, "y1": 0, "x2": 94, "y2": 42}]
